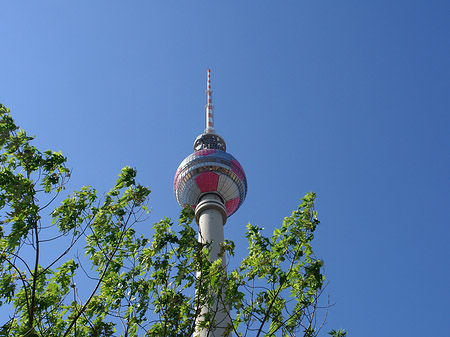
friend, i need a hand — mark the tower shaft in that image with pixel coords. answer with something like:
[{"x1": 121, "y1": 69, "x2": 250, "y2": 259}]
[{"x1": 195, "y1": 194, "x2": 230, "y2": 337}]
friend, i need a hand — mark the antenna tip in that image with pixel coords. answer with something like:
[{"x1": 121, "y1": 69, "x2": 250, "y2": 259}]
[{"x1": 207, "y1": 69, "x2": 211, "y2": 88}]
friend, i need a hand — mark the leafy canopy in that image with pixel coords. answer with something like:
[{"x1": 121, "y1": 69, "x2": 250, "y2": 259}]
[{"x1": 0, "y1": 104, "x2": 345, "y2": 337}]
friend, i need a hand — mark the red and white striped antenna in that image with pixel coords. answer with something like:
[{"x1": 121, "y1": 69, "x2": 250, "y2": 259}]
[{"x1": 205, "y1": 69, "x2": 215, "y2": 133}]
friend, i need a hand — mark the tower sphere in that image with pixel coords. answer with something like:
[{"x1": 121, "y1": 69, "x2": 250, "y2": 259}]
[
  {"x1": 173, "y1": 70, "x2": 247, "y2": 218},
  {"x1": 174, "y1": 139, "x2": 247, "y2": 217}
]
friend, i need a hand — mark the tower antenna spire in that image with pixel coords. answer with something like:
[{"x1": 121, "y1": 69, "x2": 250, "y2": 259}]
[{"x1": 205, "y1": 69, "x2": 214, "y2": 133}]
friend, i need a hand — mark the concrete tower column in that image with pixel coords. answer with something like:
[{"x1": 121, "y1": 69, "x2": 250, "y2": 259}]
[{"x1": 195, "y1": 193, "x2": 230, "y2": 337}]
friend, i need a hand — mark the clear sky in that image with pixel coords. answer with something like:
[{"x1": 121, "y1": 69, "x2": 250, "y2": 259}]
[{"x1": 1, "y1": 1, "x2": 449, "y2": 336}]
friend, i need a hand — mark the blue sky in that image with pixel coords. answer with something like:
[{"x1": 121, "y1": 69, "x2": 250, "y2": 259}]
[{"x1": 1, "y1": 1, "x2": 449, "y2": 336}]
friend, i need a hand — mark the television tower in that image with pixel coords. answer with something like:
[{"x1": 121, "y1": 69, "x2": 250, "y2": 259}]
[{"x1": 174, "y1": 70, "x2": 247, "y2": 336}]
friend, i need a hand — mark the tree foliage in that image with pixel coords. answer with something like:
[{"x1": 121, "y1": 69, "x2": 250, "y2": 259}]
[{"x1": 0, "y1": 104, "x2": 345, "y2": 336}]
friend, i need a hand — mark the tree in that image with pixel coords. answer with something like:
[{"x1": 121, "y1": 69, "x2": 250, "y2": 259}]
[{"x1": 0, "y1": 104, "x2": 345, "y2": 336}]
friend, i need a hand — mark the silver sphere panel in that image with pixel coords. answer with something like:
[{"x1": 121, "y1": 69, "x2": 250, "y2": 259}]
[{"x1": 174, "y1": 149, "x2": 247, "y2": 217}]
